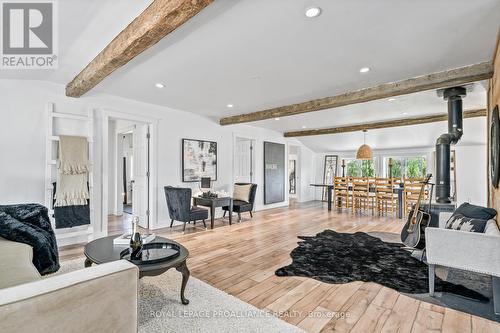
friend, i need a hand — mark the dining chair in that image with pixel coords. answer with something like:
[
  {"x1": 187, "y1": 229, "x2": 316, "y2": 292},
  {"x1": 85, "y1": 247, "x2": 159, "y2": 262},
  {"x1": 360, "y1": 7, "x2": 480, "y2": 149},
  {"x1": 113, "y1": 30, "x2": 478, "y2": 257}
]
[
  {"x1": 334, "y1": 177, "x2": 350, "y2": 209},
  {"x1": 352, "y1": 177, "x2": 375, "y2": 213},
  {"x1": 375, "y1": 177, "x2": 398, "y2": 216},
  {"x1": 403, "y1": 178, "x2": 429, "y2": 216}
]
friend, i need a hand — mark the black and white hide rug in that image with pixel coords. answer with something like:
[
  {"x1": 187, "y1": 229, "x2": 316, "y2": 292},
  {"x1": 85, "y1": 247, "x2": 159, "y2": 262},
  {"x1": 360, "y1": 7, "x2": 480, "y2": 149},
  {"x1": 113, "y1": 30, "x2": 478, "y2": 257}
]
[{"x1": 275, "y1": 230, "x2": 487, "y2": 302}]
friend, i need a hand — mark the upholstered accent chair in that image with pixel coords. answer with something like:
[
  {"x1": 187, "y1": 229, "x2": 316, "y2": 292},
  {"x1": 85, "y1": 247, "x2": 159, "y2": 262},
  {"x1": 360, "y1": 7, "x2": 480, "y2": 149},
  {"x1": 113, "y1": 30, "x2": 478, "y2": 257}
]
[
  {"x1": 164, "y1": 186, "x2": 208, "y2": 232},
  {"x1": 426, "y1": 211, "x2": 500, "y2": 314},
  {"x1": 222, "y1": 183, "x2": 257, "y2": 222}
]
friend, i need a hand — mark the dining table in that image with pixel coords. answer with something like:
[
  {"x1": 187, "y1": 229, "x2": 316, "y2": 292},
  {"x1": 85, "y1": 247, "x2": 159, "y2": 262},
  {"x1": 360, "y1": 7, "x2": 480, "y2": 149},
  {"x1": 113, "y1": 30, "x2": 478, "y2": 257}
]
[{"x1": 310, "y1": 183, "x2": 405, "y2": 219}]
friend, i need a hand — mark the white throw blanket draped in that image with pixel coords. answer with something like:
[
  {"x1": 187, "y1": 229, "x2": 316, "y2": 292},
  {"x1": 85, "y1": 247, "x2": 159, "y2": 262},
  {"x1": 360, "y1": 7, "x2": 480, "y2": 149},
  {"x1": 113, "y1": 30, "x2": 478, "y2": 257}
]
[
  {"x1": 57, "y1": 135, "x2": 89, "y2": 174},
  {"x1": 54, "y1": 136, "x2": 90, "y2": 207}
]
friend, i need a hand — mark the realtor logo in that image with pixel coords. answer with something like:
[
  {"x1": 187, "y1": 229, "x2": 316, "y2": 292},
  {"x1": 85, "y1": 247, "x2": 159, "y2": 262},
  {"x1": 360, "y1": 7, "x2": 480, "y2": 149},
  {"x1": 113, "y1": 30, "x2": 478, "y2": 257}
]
[{"x1": 1, "y1": 1, "x2": 57, "y2": 69}]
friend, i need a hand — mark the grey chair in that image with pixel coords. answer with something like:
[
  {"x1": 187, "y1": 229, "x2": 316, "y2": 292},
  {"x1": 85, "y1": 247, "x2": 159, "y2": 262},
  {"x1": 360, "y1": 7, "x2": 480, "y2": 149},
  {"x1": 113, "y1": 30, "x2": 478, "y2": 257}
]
[
  {"x1": 222, "y1": 183, "x2": 258, "y2": 222},
  {"x1": 164, "y1": 186, "x2": 208, "y2": 232}
]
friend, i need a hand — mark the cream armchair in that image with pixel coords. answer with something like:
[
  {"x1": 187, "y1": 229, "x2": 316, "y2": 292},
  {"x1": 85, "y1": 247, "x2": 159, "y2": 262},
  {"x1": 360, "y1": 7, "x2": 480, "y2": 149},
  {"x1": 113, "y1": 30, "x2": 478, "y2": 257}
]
[
  {"x1": 0, "y1": 238, "x2": 139, "y2": 333},
  {"x1": 425, "y1": 212, "x2": 500, "y2": 314}
]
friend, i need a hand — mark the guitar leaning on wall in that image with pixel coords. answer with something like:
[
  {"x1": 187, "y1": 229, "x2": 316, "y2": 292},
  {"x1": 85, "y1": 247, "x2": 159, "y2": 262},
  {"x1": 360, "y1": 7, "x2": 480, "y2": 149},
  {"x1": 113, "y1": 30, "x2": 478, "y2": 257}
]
[{"x1": 400, "y1": 174, "x2": 432, "y2": 249}]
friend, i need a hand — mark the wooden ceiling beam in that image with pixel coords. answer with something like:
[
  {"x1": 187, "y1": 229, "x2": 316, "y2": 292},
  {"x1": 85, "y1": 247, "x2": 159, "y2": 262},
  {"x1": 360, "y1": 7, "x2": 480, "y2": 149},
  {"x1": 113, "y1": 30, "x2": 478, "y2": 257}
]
[
  {"x1": 219, "y1": 62, "x2": 493, "y2": 125},
  {"x1": 283, "y1": 109, "x2": 487, "y2": 137},
  {"x1": 66, "y1": 0, "x2": 214, "y2": 98}
]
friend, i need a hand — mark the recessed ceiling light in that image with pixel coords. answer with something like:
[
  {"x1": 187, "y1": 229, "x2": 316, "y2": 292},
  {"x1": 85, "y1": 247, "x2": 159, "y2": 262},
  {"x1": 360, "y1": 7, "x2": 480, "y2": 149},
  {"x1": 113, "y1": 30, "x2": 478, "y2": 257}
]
[
  {"x1": 359, "y1": 67, "x2": 370, "y2": 73},
  {"x1": 402, "y1": 112, "x2": 408, "y2": 115},
  {"x1": 302, "y1": 125, "x2": 307, "y2": 129},
  {"x1": 274, "y1": 117, "x2": 280, "y2": 121},
  {"x1": 388, "y1": 98, "x2": 396, "y2": 101},
  {"x1": 227, "y1": 104, "x2": 234, "y2": 108},
  {"x1": 305, "y1": 7, "x2": 321, "y2": 18},
  {"x1": 155, "y1": 83, "x2": 165, "y2": 88}
]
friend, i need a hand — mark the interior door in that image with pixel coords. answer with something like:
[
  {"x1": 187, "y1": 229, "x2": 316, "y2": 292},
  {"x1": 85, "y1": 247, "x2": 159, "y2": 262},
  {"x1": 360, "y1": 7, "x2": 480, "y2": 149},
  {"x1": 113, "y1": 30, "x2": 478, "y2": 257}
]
[
  {"x1": 234, "y1": 138, "x2": 253, "y2": 183},
  {"x1": 132, "y1": 124, "x2": 150, "y2": 228}
]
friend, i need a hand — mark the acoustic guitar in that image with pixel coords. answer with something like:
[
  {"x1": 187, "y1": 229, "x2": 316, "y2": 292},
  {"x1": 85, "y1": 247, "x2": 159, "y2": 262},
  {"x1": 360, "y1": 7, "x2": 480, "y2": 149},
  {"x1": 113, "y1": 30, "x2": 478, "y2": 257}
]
[{"x1": 400, "y1": 174, "x2": 432, "y2": 249}]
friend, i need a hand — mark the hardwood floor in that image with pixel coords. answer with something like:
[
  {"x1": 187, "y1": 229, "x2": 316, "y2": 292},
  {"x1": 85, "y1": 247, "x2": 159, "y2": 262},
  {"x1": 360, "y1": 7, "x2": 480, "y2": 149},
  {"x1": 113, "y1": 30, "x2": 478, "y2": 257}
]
[{"x1": 59, "y1": 201, "x2": 500, "y2": 333}]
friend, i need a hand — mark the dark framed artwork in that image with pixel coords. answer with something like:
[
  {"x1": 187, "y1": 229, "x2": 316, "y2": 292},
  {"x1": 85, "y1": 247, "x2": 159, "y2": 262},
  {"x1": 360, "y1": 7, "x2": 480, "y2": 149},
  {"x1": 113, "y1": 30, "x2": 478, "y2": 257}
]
[
  {"x1": 264, "y1": 141, "x2": 285, "y2": 204},
  {"x1": 182, "y1": 139, "x2": 217, "y2": 182},
  {"x1": 322, "y1": 155, "x2": 338, "y2": 201},
  {"x1": 491, "y1": 106, "x2": 500, "y2": 188}
]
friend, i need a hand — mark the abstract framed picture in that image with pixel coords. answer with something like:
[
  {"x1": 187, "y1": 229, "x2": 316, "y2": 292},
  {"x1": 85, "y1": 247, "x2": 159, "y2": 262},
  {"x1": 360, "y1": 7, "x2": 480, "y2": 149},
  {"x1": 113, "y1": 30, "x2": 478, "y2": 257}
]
[{"x1": 182, "y1": 139, "x2": 217, "y2": 182}]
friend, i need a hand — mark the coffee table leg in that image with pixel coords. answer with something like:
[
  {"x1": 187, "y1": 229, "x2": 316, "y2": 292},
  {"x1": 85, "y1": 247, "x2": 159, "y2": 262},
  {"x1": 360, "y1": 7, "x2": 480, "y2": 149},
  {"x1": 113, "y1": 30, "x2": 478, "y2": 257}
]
[
  {"x1": 176, "y1": 261, "x2": 190, "y2": 305},
  {"x1": 84, "y1": 258, "x2": 92, "y2": 267}
]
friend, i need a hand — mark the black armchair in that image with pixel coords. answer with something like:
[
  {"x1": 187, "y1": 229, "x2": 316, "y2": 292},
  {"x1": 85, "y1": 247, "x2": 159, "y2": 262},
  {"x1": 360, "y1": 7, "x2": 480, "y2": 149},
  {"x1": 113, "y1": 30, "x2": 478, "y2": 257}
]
[
  {"x1": 164, "y1": 186, "x2": 208, "y2": 232},
  {"x1": 222, "y1": 183, "x2": 257, "y2": 222}
]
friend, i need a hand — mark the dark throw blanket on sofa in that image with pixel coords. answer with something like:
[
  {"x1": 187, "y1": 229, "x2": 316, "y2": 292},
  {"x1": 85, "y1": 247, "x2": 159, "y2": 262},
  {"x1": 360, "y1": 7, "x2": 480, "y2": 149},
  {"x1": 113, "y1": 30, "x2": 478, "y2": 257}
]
[{"x1": 0, "y1": 204, "x2": 60, "y2": 275}]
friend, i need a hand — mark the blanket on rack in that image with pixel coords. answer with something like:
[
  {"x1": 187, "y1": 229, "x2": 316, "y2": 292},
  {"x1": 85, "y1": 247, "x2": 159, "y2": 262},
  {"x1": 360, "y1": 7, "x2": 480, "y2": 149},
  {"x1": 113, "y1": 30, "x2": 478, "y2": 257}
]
[
  {"x1": 57, "y1": 135, "x2": 89, "y2": 174},
  {"x1": 53, "y1": 182, "x2": 90, "y2": 229},
  {"x1": 54, "y1": 135, "x2": 89, "y2": 207},
  {"x1": 0, "y1": 204, "x2": 60, "y2": 275}
]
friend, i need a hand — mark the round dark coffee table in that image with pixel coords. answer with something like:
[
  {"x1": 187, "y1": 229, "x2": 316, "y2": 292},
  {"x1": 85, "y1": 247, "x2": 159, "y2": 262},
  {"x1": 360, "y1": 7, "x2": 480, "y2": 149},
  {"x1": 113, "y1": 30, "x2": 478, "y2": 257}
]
[{"x1": 84, "y1": 235, "x2": 190, "y2": 304}]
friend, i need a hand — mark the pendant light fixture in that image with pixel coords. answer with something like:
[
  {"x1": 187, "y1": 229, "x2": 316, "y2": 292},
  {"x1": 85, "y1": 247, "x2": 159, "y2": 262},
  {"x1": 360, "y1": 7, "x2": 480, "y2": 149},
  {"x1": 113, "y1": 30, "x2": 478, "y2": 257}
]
[{"x1": 356, "y1": 130, "x2": 373, "y2": 160}]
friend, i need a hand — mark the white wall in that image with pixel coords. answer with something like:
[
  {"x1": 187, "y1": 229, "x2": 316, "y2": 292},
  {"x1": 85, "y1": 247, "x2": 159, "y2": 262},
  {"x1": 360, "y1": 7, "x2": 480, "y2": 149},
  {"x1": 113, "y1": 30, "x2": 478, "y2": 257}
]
[
  {"x1": 313, "y1": 144, "x2": 487, "y2": 206},
  {"x1": 0, "y1": 79, "x2": 301, "y2": 240}
]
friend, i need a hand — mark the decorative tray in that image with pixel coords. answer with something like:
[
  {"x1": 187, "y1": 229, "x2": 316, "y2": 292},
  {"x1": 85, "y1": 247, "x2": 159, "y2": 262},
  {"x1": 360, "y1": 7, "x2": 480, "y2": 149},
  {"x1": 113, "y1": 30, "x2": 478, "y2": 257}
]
[{"x1": 120, "y1": 242, "x2": 180, "y2": 264}]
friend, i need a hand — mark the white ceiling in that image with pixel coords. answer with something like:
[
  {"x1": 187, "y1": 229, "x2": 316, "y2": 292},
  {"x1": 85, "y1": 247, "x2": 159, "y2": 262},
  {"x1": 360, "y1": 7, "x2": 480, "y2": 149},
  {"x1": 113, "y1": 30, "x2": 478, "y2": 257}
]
[{"x1": 1, "y1": 0, "x2": 498, "y2": 151}]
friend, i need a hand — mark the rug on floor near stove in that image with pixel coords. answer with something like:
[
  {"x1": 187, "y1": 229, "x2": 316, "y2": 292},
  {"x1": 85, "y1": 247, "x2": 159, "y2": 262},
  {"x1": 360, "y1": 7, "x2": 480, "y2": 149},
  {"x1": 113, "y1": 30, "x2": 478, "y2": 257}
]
[{"x1": 275, "y1": 230, "x2": 487, "y2": 300}]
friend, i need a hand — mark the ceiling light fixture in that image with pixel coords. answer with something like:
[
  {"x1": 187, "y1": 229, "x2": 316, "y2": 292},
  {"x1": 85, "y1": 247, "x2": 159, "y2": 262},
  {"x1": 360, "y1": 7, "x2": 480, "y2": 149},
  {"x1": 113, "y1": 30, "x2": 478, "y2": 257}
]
[
  {"x1": 359, "y1": 67, "x2": 370, "y2": 73},
  {"x1": 356, "y1": 130, "x2": 373, "y2": 160},
  {"x1": 274, "y1": 117, "x2": 280, "y2": 121},
  {"x1": 302, "y1": 125, "x2": 307, "y2": 129},
  {"x1": 155, "y1": 83, "x2": 165, "y2": 88},
  {"x1": 402, "y1": 112, "x2": 408, "y2": 115},
  {"x1": 388, "y1": 97, "x2": 396, "y2": 101},
  {"x1": 227, "y1": 104, "x2": 234, "y2": 108},
  {"x1": 305, "y1": 7, "x2": 321, "y2": 18}
]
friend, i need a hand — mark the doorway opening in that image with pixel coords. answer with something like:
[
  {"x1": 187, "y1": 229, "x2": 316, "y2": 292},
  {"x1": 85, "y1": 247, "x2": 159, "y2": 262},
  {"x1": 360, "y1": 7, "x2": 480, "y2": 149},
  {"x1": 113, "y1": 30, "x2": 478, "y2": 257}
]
[
  {"x1": 107, "y1": 118, "x2": 152, "y2": 234},
  {"x1": 234, "y1": 137, "x2": 255, "y2": 183},
  {"x1": 119, "y1": 129, "x2": 134, "y2": 215}
]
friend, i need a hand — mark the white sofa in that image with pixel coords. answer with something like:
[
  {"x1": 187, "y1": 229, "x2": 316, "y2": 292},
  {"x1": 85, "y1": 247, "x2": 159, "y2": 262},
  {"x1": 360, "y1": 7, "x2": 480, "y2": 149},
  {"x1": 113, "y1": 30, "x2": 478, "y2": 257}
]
[
  {"x1": 426, "y1": 212, "x2": 500, "y2": 314},
  {"x1": 0, "y1": 237, "x2": 139, "y2": 333}
]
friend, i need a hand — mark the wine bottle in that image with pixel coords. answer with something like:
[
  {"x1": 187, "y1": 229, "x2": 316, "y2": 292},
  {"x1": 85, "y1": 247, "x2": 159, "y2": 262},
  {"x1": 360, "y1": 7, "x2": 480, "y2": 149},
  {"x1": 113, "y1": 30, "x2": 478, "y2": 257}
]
[{"x1": 130, "y1": 216, "x2": 143, "y2": 260}]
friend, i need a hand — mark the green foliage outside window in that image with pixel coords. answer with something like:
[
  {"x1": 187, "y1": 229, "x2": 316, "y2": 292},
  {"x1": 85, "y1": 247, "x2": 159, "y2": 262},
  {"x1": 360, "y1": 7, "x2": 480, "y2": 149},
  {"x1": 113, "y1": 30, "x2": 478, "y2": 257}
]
[
  {"x1": 346, "y1": 159, "x2": 375, "y2": 177},
  {"x1": 361, "y1": 160, "x2": 375, "y2": 177},
  {"x1": 390, "y1": 159, "x2": 402, "y2": 178},
  {"x1": 387, "y1": 156, "x2": 427, "y2": 178},
  {"x1": 346, "y1": 160, "x2": 361, "y2": 177},
  {"x1": 406, "y1": 157, "x2": 427, "y2": 178}
]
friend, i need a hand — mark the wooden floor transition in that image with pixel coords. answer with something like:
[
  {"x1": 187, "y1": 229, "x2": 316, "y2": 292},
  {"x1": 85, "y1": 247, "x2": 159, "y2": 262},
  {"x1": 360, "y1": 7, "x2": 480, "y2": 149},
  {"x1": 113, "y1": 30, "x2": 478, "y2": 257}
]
[{"x1": 60, "y1": 201, "x2": 500, "y2": 333}]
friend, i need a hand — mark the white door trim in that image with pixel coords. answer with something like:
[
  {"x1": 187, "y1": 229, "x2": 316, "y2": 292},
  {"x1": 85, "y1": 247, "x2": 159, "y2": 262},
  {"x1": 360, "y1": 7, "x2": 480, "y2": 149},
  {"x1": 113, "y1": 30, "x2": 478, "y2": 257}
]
[{"x1": 100, "y1": 108, "x2": 159, "y2": 235}]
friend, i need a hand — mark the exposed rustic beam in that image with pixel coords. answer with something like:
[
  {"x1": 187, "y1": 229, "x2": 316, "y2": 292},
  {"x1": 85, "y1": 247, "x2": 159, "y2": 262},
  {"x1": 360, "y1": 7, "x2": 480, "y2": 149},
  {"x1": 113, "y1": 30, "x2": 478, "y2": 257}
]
[
  {"x1": 66, "y1": 0, "x2": 214, "y2": 98},
  {"x1": 220, "y1": 62, "x2": 493, "y2": 125},
  {"x1": 283, "y1": 109, "x2": 487, "y2": 137}
]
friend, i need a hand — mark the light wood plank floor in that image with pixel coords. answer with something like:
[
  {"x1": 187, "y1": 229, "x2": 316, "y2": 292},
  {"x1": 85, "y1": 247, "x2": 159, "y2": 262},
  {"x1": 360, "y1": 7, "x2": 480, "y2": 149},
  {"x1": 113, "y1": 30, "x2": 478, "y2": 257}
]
[{"x1": 60, "y1": 201, "x2": 500, "y2": 333}]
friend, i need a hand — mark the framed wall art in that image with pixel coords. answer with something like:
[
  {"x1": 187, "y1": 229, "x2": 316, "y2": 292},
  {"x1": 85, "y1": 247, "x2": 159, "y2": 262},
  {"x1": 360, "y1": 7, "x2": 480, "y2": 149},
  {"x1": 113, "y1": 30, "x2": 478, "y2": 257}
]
[{"x1": 182, "y1": 139, "x2": 217, "y2": 182}]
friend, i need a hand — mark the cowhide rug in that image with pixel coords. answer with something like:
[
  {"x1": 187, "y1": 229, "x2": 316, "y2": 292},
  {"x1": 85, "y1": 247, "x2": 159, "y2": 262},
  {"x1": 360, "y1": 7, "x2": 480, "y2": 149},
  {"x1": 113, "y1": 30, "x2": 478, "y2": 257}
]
[{"x1": 275, "y1": 230, "x2": 487, "y2": 302}]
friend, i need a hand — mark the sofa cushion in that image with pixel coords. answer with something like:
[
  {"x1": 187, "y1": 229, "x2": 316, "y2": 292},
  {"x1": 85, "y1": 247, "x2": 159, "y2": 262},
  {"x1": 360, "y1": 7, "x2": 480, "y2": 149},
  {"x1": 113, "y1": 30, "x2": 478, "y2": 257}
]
[
  {"x1": 484, "y1": 220, "x2": 500, "y2": 236},
  {"x1": 445, "y1": 214, "x2": 488, "y2": 233},
  {"x1": 233, "y1": 184, "x2": 252, "y2": 203},
  {"x1": 0, "y1": 237, "x2": 41, "y2": 289},
  {"x1": 453, "y1": 203, "x2": 497, "y2": 220}
]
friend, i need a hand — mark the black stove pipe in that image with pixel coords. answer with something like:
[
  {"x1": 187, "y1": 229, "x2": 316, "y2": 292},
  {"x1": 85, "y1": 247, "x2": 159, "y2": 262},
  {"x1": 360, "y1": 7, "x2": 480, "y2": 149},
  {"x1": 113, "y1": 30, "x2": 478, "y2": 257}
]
[{"x1": 435, "y1": 86, "x2": 466, "y2": 203}]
